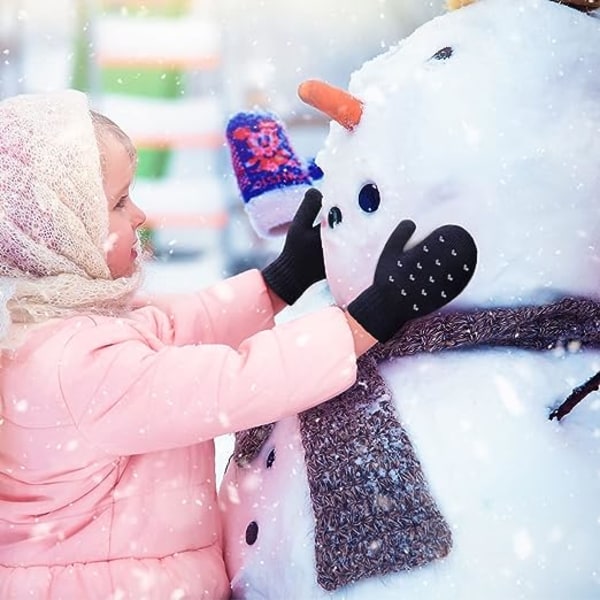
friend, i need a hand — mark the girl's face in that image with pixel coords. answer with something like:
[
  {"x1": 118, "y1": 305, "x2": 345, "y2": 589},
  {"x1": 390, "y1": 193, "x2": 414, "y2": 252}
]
[{"x1": 101, "y1": 132, "x2": 146, "y2": 279}]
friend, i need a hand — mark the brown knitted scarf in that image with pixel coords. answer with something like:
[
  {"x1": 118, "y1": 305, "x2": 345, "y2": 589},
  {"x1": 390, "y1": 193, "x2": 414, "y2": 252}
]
[{"x1": 233, "y1": 297, "x2": 600, "y2": 591}]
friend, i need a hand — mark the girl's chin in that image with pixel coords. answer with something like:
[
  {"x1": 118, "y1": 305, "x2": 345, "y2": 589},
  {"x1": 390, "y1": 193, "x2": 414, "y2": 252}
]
[{"x1": 108, "y1": 262, "x2": 139, "y2": 280}]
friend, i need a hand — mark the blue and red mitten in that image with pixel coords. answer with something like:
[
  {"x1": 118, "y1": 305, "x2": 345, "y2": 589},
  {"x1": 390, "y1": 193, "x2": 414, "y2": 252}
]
[{"x1": 226, "y1": 111, "x2": 323, "y2": 238}]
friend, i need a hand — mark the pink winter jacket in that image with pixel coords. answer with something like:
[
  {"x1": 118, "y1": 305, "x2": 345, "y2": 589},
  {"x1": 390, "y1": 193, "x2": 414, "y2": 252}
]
[{"x1": 0, "y1": 270, "x2": 357, "y2": 599}]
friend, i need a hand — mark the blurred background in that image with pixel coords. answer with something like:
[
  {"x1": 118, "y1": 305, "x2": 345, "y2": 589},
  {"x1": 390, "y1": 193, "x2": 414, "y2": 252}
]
[
  {"x1": 0, "y1": 0, "x2": 447, "y2": 475},
  {"x1": 0, "y1": 0, "x2": 446, "y2": 291}
]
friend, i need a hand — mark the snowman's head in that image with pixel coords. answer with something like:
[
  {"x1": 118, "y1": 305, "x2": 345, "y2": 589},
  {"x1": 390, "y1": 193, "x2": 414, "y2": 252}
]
[{"x1": 301, "y1": 0, "x2": 600, "y2": 309}]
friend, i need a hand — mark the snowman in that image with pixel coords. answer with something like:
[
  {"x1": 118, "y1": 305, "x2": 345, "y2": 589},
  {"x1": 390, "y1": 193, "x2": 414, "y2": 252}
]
[{"x1": 219, "y1": 1, "x2": 600, "y2": 598}]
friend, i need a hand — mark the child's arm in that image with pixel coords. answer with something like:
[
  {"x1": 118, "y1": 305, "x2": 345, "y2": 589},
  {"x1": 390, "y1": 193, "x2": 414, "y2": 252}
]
[
  {"x1": 134, "y1": 189, "x2": 325, "y2": 347},
  {"x1": 58, "y1": 219, "x2": 475, "y2": 456},
  {"x1": 58, "y1": 305, "x2": 358, "y2": 456},
  {"x1": 346, "y1": 312, "x2": 378, "y2": 356},
  {"x1": 133, "y1": 269, "x2": 277, "y2": 349},
  {"x1": 266, "y1": 286, "x2": 287, "y2": 315}
]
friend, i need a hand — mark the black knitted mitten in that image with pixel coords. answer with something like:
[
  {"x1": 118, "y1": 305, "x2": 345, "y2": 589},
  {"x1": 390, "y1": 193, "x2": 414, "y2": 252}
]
[
  {"x1": 348, "y1": 220, "x2": 477, "y2": 342},
  {"x1": 262, "y1": 188, "x2": 326, "y2": 305}
]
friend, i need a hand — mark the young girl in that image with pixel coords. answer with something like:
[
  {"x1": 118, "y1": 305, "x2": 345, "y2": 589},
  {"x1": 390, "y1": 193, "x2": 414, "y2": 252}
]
[{"x1": 0, "y1": 90, "x2": 476, "y2": 599}]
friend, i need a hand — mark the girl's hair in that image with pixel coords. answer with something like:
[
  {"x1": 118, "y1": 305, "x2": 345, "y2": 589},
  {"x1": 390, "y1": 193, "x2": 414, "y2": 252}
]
[{"x1": 90, "y1": 110, "x2": 137, "y2": 163}]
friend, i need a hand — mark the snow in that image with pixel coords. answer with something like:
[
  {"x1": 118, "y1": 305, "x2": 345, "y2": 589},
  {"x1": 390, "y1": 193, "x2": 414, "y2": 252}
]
[
  {"x1": 317, "y1": 0, "x2": 600, "y2": 310},
  {"x1": 218, "y1": 1, "x2": 600, "y2": 598}
]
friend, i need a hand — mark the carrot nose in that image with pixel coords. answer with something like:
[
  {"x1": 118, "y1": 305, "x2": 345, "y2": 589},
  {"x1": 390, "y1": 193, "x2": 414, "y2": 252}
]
[{"x1": 298, "y1": 79, "x2": 363, "y2": 131}]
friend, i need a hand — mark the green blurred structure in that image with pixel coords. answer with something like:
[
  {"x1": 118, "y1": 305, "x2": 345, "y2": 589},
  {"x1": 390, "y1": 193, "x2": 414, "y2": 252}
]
[{"x1": 72, "y1": 0, "x2": 191, "y2": 178}]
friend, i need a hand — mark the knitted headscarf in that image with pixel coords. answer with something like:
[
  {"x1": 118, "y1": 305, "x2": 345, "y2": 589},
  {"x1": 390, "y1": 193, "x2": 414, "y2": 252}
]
[{"x1": 0, "y1": 90, "x2": 140, "y2": 342}]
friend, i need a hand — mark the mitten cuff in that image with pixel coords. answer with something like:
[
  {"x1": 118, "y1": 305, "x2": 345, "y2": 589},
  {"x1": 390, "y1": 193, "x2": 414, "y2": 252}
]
[
  {"x1": 262, "y1": 251, "x2": 307, "y2": 306},
  {"x1": 348, "y1": 286, "x2": 409, "y2": 343},
  {"x1": 245, "y1": 184, "x2": 313, "y2": 239}
]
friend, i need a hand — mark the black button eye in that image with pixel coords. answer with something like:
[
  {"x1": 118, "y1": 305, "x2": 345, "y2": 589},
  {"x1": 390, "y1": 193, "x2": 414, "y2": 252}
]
[
  {"x1": 266, "y1": 448, "x2": 275, "y2": 469},
  {"x1": 246, "y1": 521, "x2": 259, "y2": 545},
  {"x1": 431, "y1": 46, "x2": 453, "y2": 61},
  {"x1": 358, "y1": 183, "x2": 380, "y2": 213},
  {"x1": 328, "y1": 206, "x2": 343, "y2": 229}
]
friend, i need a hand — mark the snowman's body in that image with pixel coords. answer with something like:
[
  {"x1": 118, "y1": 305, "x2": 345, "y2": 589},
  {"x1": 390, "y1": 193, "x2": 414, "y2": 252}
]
[
  {"x1": 222, "y1": 345, "x2": 600, "y2": 599},
  {"x1": 219, "y1": 1, "x2": 600, "y2": 598}
]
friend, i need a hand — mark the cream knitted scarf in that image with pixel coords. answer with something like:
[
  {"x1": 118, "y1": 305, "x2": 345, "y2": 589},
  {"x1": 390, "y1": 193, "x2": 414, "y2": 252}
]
[{"x1": 0, "y1": 90, "x2": 140, "y2": 342}]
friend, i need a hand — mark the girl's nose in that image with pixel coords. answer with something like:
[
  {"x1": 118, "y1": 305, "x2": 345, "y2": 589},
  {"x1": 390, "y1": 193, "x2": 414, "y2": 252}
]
[{"x1": 131, "y1": 201, "x2": 146, "y2": 228}]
